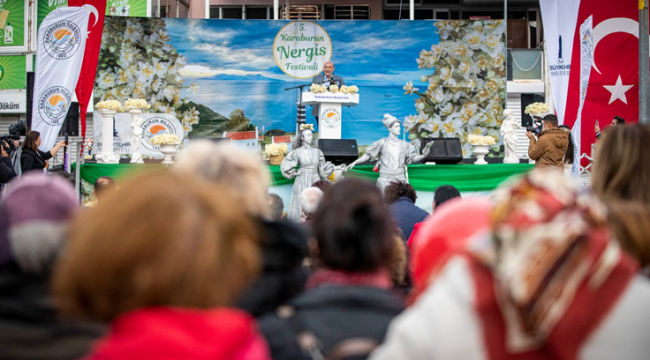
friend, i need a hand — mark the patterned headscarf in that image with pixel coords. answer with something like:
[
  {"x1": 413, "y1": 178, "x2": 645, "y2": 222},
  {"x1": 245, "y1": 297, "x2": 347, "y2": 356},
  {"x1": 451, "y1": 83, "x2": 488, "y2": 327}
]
[{"x1": 470, "y1": 169, "x2": 636, "y2": 352}]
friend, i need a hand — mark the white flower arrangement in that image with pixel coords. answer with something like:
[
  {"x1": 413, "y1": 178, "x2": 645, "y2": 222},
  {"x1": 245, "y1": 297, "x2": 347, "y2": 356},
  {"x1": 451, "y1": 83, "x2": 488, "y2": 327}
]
[
  {"x1": 263, "y1": 143, "x2": 289, "y2": 157},
  {"x1": 124, "y1": 98, "x2": 152, "y2": 110},
  {"x1": 329, "y1": 84, "x2": 339, "y2": 93},
  {"x1": 150, "y1": 133, "x2": 181, "y2": 146},
  {"x1": 96, "y1": 100, "x2": 123, "y2": 112},
  {"x1": 524, "y1": 102, "x2": 549, "y2": 116},
  {"x1": 310, "y1": 84, "x2": 327, "y2": 93},
  {"x1": 468, "y1": 134, "x2": 496, "y2": 146},
  {"x1": 343, "y1": 85, "x2": 359, "y2": 94}
]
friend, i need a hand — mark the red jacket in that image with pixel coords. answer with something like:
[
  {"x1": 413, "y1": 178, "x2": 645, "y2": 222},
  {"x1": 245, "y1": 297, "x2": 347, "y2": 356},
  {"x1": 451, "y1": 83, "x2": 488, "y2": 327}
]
[{"x1": 82, "y1": 307, "x2": 271, "y2": 360}]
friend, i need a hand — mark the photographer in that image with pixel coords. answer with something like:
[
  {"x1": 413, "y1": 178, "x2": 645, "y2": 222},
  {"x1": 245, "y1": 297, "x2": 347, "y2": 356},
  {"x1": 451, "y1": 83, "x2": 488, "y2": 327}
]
[
  {"x1": 527, "y1": 114, "x2": 569, "y2": 170},
  {"x1": 0, "y1": 140, "x2": 17, "y2": 184}
]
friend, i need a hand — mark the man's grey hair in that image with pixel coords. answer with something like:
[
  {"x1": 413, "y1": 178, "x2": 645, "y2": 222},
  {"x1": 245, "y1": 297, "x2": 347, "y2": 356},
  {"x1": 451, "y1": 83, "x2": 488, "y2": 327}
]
[{"x1": 300, "y1": 187, "x2": 324, "y2": 216}]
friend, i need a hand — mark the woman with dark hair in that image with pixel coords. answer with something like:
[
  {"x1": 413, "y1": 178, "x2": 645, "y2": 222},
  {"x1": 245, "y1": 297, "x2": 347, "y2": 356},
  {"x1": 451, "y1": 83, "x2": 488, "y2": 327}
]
[
  {"x1": 259, "y1": 178, "x2": 404, "y2": 360},
  {"x1": 385, "y1": 181, "x2": 428, "y2": 240},
  {"x1": 21, "y1": 131, "x2": 66, "y2": 173}
]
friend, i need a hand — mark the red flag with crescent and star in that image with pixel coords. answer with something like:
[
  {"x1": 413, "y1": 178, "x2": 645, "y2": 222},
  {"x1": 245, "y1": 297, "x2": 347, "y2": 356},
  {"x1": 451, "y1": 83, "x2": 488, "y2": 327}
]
[
  {"x1": 563, "y1": 1, "x2": 641, "y2": 163},
  {"x1": 68, "y1": 0, "x2": 107, "y2": 144}
]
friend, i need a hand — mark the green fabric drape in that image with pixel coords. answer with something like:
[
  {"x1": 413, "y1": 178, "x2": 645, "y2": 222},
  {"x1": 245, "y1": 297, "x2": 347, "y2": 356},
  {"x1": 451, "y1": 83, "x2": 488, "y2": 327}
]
[{"x1": 74, "y1": 163, "x2": 534, "y2": 192}]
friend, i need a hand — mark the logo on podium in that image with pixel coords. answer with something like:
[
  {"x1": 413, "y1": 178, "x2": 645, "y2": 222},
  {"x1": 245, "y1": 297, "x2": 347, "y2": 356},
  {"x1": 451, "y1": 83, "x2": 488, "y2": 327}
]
[{"x1": 321, "y1": 108, "x2": 341, "y2": 129}]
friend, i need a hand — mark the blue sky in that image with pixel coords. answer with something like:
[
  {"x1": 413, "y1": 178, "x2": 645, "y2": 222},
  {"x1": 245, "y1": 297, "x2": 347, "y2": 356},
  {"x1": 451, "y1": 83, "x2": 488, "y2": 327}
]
[{"x1": 166, "y1": 19, "x2": 440, "y2": 84}]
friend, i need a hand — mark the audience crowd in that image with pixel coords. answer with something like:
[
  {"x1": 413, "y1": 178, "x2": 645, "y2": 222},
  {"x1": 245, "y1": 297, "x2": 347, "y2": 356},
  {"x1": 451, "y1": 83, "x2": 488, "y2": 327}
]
[{"x1": 1, "y1": 124, "x2": 650, "y2": 360}]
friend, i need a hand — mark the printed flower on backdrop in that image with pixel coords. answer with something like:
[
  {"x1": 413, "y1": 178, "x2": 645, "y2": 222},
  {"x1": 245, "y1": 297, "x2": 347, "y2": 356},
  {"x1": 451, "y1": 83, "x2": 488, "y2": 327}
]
[
  {"x1": 482, "y1": 34, "x2": 506, "y2": 58},
  {"x1": 464, "y1": 31, "x2": 483, "y2": 50},
  {"x1": 188, "y1": 82, "x2": 199, "y2": 93},
  {"x1": 95, "y1": 17, "x2": 191, "y2": 135},
  {"x1": 403, "y1": 81, "x2": 419, "y2": 95},
  {"x1": 439, "y1": 102, "x2": 455, "y2": 117},
  {"x1": 405, "y1": 20, "x2": 506, "y2": 157}
]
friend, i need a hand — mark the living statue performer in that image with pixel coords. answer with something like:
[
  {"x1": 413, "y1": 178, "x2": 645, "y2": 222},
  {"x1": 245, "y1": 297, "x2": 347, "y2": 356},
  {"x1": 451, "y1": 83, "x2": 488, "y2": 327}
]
[
  {"x1": 501, "y1": 109, "x2": 520, "y2": 164},
  {"x1": 346, "y1": 114, "x2": 432, "y2": 193},
  {"x1": 281, "y1": 124, "x2": 336, "y2": 221},
  {"x1": 130, "y1": 114, "x2": 145, "y2": 164}
]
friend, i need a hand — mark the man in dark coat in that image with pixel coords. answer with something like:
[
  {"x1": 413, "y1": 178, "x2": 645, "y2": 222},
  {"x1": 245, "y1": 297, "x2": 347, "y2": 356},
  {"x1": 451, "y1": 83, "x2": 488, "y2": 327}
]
[{"x1": 385, "y1": 181, "x2": 428, "y2": 240}]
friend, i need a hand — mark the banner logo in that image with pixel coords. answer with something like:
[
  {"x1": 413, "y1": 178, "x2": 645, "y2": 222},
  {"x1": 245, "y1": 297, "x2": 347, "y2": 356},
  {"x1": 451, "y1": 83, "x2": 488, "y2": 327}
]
[
  {"x1": 273, "y1": 22, "x2": 332, "y2": 79},
  {"x1": 142, "y1": 117, "x2": 178, "y2": 151},
  {"x1": 38, "y1": 86, "x2": 72, "y2": 126},
  {"x1": 321, "y1": 108, "x2": 341, "y2": 129},
  {"x1": 43, "y1": 21, "x2": 82, "y2": 60}
]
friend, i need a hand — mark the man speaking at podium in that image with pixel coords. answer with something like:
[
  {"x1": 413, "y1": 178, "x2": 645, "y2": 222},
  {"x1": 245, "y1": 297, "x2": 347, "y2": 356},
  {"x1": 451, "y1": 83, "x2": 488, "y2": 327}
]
[{"x1": 311, "y1": 61, "x2": 345, "y2": 121}]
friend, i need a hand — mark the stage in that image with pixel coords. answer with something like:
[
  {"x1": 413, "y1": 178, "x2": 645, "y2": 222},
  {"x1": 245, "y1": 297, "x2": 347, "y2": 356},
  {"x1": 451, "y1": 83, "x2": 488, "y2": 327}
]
[{"x1": 73, "y1": 163, "x2": 534, "y2": 212}]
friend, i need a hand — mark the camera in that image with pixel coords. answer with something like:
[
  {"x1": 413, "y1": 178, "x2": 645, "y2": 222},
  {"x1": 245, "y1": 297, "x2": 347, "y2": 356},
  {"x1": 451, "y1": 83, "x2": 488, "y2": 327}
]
[
  {"x1": 0, "y1": 134, "x2": 20, "y2": 155},
  {"x1": 526, "y1": 119, "x2": 543, "y2": 136}
]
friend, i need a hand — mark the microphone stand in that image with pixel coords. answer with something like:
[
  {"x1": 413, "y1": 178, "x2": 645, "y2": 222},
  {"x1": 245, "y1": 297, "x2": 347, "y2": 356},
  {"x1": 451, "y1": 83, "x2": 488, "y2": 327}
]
[{"x1": 285, "y1": 84, "x2": 312, "y2": 130}]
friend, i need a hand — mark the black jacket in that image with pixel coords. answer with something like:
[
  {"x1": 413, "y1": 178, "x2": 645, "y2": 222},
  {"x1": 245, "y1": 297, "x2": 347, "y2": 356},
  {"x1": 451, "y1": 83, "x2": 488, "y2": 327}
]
[
  {"x1": 0, "y1": 266, "x2": 105, "y2": 360},
  {"x1": 258, "y1": 285, "x2": 404, "y2": 360},
  {"x1": 0, "y1": 157, "x2": 15, "y2": 183},
  {"x1": 389, "y1": 197, "x2": 429, "y2": 241},
  {"x1": 21, "y1": 148, "x2": 52, "y2": 173},
  {"x1": 236, "y1": 219, "x2": 310, "y2": 318}
]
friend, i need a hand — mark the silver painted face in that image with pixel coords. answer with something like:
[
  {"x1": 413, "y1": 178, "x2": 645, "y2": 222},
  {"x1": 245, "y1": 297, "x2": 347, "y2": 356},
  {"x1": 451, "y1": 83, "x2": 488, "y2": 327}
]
[
  {"x1": 389, "y1": 122, "x2": 401, "y2": 136},
  {"x1": 302, "y1": 129, "x2": 313, "y2": 145}
]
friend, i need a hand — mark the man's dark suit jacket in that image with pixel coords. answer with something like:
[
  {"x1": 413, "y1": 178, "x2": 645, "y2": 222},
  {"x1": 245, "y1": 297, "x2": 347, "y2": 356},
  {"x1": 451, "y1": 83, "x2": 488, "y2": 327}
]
[{"x1": 310, "y1": 74, "x2": 345, "y2": 117}]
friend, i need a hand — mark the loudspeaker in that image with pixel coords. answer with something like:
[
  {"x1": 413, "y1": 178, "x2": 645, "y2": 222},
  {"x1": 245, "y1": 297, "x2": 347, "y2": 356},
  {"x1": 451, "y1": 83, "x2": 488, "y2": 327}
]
[
  {"x1": 421, "y1": 138, "x2": 463, "y2": 164},
  {"x1": 318, "y1": 139, "x2": 359, "y2": 165},
  {"x1": 59, "y1": 102, "x2": 80, "y2": 136},
  {"x1": 520, "y1": 93, "x2": 545, "y2": 127},
  {"x1": 26, "y1": 72, "x2": 35, "y2": 132}
]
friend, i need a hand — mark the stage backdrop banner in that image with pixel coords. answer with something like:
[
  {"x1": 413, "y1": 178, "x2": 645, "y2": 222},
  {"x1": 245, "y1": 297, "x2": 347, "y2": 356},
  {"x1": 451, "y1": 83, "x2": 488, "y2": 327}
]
[
  {"x1": 94, "y1": 18, "x2": 507, "y2": 157},
  {"x1": 32, "y1": 7, "x2": 89, "y2": 151}
]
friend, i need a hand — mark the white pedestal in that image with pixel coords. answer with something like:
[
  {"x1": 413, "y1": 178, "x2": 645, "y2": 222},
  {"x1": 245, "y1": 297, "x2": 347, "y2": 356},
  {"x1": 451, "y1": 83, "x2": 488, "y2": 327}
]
[
  {"x1": 303, "y1": 92, "x2": 359, "y2": 140},
  {"x1": 96, "y1": 109, "x2": 120, "y2": 164}
]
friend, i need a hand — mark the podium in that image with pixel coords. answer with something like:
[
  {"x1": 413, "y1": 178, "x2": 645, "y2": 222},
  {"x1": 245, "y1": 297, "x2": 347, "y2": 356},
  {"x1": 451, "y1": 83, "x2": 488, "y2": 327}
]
[{"x1": 302, "y1": 92, "x2": 359, "y2": 139}]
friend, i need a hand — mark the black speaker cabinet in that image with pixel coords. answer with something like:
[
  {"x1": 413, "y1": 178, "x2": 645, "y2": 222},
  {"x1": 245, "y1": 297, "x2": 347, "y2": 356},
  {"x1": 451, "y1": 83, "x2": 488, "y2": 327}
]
[
  {"x1": 421, "y1": 138, "x2": 463, "y2": 164},
  {"x1": 26, "y1": 72, "x2": 35, "y2": 132},
  {"x1": 318, "y1": 139, "x2": 359, "y2": 165},
  {"x1": 59, "y1": 102, "x2": 80, "y2": 136}
]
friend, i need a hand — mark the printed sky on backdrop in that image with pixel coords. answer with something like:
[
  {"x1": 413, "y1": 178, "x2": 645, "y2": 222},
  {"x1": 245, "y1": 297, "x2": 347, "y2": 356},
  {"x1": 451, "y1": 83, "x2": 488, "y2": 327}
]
[{"x1": 94, "y1": 18, "x2": 506, "y2": 151}]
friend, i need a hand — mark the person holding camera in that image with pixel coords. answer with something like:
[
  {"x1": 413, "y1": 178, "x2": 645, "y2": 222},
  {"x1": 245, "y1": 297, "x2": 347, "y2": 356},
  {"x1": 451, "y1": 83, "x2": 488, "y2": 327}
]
[
  {"x1": 0, "y1": 140, "x2": 17, "y2": 184},
  {"x1": 526, "y1": 114, "x2": 569, "y2": 170},
  {"x1": 21, "y1": 131, "x2": 66, "y2": 174}
]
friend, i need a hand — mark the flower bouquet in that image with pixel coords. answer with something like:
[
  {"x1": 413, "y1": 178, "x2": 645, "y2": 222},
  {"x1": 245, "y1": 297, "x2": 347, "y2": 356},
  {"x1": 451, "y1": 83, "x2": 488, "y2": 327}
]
[
  {"x1": 341, "y1": 85, "x2": 359, "y2": 94},
  {"x1": 96, "y1": 100, "x2": 123, "y2": 112},
  {"x1": 468, "y1": 134, "x2": 496, "y2": 146},
  {"x1": 264, "y1": 143, "x2": 289, "y2": 165},
  {"x1": 310, "y1": 84, "x2": 328, "y2": 93},
  {"x1": 524, "y1": 102, "x2": 549, "y2": 118},
  {"x1": 150, "y1": 133, "x2": 181, "y2": 146},
  {"x1": 124, "y1": 99, "x2": 152, "y2": 111}
]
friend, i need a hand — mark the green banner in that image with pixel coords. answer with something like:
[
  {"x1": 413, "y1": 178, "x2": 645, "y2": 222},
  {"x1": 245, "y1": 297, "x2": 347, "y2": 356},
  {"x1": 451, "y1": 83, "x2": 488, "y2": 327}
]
[
  {"x1": 37, "y1": 0, "x2": 67, "y2": 30},
  {"x1": 38, "y1": 0, "x2": 148, "y2": 30},
  {"x1": 0, "y1": 55, "x2": 26, "y2": 90},
  {"x1": 0, "y1": 0, "x2": 25, "y2": 47},
  {"x1": 107, "y1": 0, "x2": 147, "y2": 17}
]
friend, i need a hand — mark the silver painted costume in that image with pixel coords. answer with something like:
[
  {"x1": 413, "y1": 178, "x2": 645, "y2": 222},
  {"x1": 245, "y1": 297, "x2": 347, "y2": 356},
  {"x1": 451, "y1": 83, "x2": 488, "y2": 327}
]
[
  {"x1": 280, "y1": 146, "x2": 334, "y2": 221},
  {"x1": 365, "y1": 137, "x2": 419, "y2": 193}
]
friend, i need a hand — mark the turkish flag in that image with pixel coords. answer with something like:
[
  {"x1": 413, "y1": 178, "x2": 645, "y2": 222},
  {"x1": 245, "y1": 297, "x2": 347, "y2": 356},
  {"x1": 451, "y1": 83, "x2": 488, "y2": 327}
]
[
  {"x1": 564, "y1": 1, "x2": 641, "y2": 164},
  {"x1": 68, "y1": 0, "x2": 107, "y2": 143}
]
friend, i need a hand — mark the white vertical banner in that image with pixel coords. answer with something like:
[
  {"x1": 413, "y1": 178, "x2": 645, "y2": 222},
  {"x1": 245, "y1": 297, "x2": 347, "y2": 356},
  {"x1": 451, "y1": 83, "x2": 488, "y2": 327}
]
[
  {"x1": 539, "y1": 0, "x2": 581, "y2": 124},
  {"x1": 571, "y1": 15, "x2": 594, "y2": 177},
  {"x1": 32, "y1": 7, "x2": 89, "y2": 151}
]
